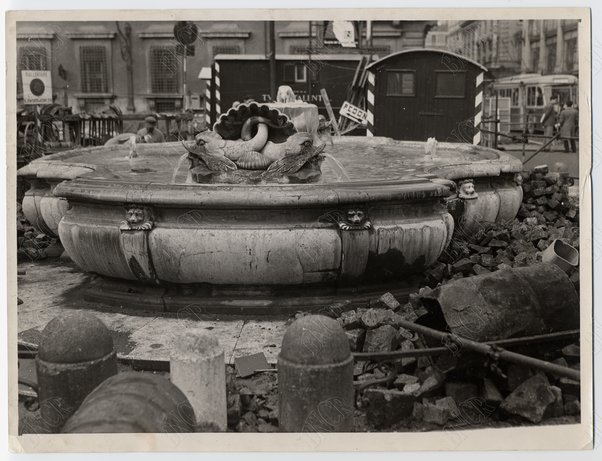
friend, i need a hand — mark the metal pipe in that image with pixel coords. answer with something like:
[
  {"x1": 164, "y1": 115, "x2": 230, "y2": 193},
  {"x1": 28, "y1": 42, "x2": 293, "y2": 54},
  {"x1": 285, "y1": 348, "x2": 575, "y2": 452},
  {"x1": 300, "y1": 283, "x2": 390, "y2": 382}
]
[
  {"x1": 391, "y1": 318, "x2": 580, "y2": 381},
  {"x1": 524, "y1": 131, "x2": 562, "y2": 164},
  {"x1": 353, "y1": 329, "x2": 580, "y2": 362}
]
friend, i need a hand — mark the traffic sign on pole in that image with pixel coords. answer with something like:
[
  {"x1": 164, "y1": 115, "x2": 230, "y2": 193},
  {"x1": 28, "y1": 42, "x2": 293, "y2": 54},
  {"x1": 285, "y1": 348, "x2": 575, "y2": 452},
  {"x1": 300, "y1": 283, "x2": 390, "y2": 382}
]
[{"x1": 22, "y1": 70, "x2": 53, "y2": 105}]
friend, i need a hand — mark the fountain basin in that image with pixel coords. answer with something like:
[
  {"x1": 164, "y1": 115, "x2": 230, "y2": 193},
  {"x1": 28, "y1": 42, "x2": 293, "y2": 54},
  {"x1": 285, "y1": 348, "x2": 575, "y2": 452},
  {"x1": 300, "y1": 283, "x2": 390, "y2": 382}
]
[
  {"x1": 54, "y1": 177, "x2": 453, "y2": 286},
  {"x1": 17, "y1": 136, "x2": 522, "y2": 294}
]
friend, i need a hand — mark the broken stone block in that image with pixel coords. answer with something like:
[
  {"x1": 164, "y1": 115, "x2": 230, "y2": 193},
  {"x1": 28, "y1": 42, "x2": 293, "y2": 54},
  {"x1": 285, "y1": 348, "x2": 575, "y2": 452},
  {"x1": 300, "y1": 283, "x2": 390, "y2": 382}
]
[
  {"x1": 399, "y1": 339, "x2": 417, "y2": 368},
  {"x1": 397, "y1": 326, "x2": 414, "y2": 342},
  {"x1": 563, "y1": 399, "x2": 580, "y2": 416},
  {"x1": 345, "y1": 328, "x2": 366, "y2": 352},
  {"x1": 488, "y1": 239, "x2": 508, "y2": 249},
  {"x1": 566, "y1": 208, "x2": 577, "y2": 220},
  {"x1": 544, "y1": 386, "x2": 564, "y2": 419},
  {"x1": 337, "y1": 309, "x2": 361, "y2": 330},
  {"x1": 363, "y1": 388, "x2": 415, "y2": 429},
  {"x1": 435, "y1": 396, "x2": 460, "y2": 419},
  {"x1": 528, "y1": 225, "x2": 548, "y2": 242},
  {"x1": 444, "y1": 381, "x2": 479, "y2": 405},
  {"x1": 402, "y1": 382, "x2": 422, "y2": 395},
  {"x1": 481, "y1": 378, "x2": 503, "y2": 405},
  {"x1": 416, "y1": 367, "x2": 446, "y2": 397},
  {"x1": 509, "y1": 239, "x2": 536, "y2": 255},
  {"x1": 370, "y1": 292, "x2": 401, "y2": 311},
  {"x1": 421, "y1": 401, "x2": 450, "y2": 425},
  {"x1": 561, "y1": 343, "x2": 580, "y2": 362},
  {"x1": 452, "y1": 258, "x2": 474, "y2": 274},
  {"x1": 397, "y1": 303, "x2": 420, "y2": 322},
  {"x1": 393, "y1": 373, "x2": 419, "y2": 389},
  {"x1": 363, "y1": 325, "x2": 399, "y2": 352},
  {"x1": 496, "y1": 263, "x2": 512, "y2": 271},
  {"x1": 412, "y1": 402, "x2": 424, "y2": 420},
  {"x1": 500, "y1": 374, "x2": 556, "y2": 423},
  {"x1": 468, "y1": 244, "x2": 490, "y2": 254},
  {"x1": 472, "y1": 264, "x2": 491, "y2": 276},
  {"x1": 361, "y1": 308, "x2": 399, "y2": 329},
  {"x1": 480, "y1": 253, "x2": 494, "y2": 268}
]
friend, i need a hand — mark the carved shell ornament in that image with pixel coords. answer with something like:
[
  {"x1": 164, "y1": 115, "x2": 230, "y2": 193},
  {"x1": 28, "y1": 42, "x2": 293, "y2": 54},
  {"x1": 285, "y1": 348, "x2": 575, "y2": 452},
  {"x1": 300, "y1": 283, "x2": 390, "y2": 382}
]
[
  {"x1": 457, "y1": 179, "x2": 478, "y2": 200},
  {"x1": 320, "y1": 209, "x2": 373, "y2": 231},
  {"x1": 120, "y1": 206, "x2": 154, "y2": 232}
]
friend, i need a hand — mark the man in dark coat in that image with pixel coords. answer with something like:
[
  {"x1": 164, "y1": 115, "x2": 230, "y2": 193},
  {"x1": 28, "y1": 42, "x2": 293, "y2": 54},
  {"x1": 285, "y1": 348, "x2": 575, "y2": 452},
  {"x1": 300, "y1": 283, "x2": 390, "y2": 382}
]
[
  {"x1": 557, "y1": 100, "x2": 578, "y2": 153},
  {"x1": 540, "y1": 96, "x2": 558, "y2": 152}
]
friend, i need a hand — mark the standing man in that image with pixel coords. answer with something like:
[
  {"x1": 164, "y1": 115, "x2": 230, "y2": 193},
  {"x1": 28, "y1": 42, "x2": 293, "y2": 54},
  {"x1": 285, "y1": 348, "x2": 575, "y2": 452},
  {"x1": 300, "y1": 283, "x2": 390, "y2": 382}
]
[
  {"x1": 540, "y1": 96, "x2": 558, "y2": 152},
  {"x1": 557, "y1": 101, "x2": 578, "y2": 153},
  {"x1": 136, "y1": 116, "x2": 165, "y2": 143}
]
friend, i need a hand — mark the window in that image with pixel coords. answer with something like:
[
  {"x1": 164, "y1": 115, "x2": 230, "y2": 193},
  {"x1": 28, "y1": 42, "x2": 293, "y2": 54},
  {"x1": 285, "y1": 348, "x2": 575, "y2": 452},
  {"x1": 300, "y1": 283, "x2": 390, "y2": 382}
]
[
  {"x1": 496, "y1": 88, "x2": 520, "y2": 107},
  {"x1": 150, "y1": 46, "x2": 180, "y2": 94},
  {"x1": 386, "y1": 71, "x2": 415, "y2": 96},
  {"x1": 212, "y1": 45, "x2": 241, "y2": 56},
  {"x1": 511, "y1": 88, "x2": 519, "y2": 106},
  {"x1": 546, "y1": 39, "x2": 557, "y2": 74},
  {"x1": 80, "y1": 46, "x2": 108, "y2": 93},
  {"x1": 82, "y1": 98, "x2": 106, "y2": 113},
  {"x1": 435, "y1": 71, "x2": 466, "y2": 98},
  {"x1": 19, "y1": 47, "x2": 48, "y2": 71},
  {"x1": 283, "y1": 63, "x2": 306, "y2": 83},
  {"x1": 527, "y1": 86, "x2": 544, "y2": 107},
  {"x1": 155, "y1": 99, "x2": 177, "y2": 112},
  {"x1": 531, "y1": 44, "x2": 540, "y2": 71},
  {"x1": 564, "y1": 34, "x2": 578, "y2": 72}
]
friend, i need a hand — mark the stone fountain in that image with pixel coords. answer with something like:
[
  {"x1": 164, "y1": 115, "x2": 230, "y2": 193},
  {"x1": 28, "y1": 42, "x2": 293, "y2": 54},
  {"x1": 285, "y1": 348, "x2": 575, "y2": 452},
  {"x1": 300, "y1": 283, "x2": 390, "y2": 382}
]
[{"x1": 18, "y1": 103, "x2": 523, "y2": 314}]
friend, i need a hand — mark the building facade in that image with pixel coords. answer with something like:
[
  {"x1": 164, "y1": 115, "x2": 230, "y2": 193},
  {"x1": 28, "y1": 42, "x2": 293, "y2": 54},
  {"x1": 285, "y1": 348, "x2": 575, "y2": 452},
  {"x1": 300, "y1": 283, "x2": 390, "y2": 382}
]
[
  {"x1": 16, "y1": 20, "x2": 434, "y2": 115},
  {"x1": 445, "y1": 20, "x2": 524, "y2": 78},
  {"x1": 521, "y1": 19, "x2": 579, "y2": 75}
]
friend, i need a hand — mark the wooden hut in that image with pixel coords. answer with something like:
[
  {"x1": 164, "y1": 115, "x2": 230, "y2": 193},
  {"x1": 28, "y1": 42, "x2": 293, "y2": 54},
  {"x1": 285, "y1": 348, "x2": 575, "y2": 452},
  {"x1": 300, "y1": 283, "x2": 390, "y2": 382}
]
[{"x1": 365, "y1": 49, "x2": 487, "y2": 144}]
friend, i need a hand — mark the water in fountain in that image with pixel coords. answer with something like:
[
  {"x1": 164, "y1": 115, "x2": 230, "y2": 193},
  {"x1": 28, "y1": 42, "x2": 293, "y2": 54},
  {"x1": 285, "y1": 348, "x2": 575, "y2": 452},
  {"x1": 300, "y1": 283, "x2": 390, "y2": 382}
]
[
  {"x1": 322, "y1": 153, "x2": 351, "y2": 182},
  {"x1": 171, "y1": 152, "x2": 189, "y2": 184}
]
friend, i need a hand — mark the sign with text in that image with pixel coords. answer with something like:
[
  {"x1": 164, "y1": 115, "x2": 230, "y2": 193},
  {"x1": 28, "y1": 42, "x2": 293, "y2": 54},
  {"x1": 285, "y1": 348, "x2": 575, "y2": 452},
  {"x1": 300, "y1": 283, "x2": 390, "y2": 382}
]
[
  {"x1": 22, "y1": 70, "x2": 53, "y2": 105},
  {"x1": 339, "y1": 101, "x2": 367, "y2": 124}
]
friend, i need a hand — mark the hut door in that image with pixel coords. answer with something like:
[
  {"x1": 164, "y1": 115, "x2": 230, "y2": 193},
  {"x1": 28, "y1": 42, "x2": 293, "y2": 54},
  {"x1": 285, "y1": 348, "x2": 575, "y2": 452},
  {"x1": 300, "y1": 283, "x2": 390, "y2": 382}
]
[
  {"x1": 376, "y1": 69, "x2": 422, "y2": 140},
  {"x1": 419, "y1": 69, "x2": 445, "y2": 140}
]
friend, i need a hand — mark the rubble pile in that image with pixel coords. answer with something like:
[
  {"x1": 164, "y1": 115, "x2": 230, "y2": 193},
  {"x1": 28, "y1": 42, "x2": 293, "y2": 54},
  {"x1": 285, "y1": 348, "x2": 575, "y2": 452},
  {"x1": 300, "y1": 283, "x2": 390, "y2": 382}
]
[
  {"x1": 225, "y1": 368, "x2": 279, "y2": 432},
  {"x1": 331, "y1": 292, "x2": 581, "y2": 431},
  {"x1": 17, "y1": 204, "x2": 61, "y2": 262},
  {"x1": 425, "y1": 166, "x2": 579, "y2": 289}
]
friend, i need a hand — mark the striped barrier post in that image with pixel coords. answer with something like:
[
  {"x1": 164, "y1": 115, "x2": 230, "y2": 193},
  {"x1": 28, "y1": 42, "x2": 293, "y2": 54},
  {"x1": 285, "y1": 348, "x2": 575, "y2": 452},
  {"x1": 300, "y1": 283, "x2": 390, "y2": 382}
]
[
  {"x1": 214, "y1": 61, "x2": 221, "y2": 121},
  {"x1": 473, "y1": 71, "x2": 484, "y2": 145},
  {"x1": 204, "y1": 79, "x2": 212, "y2": 128},
  {"x1": 366, "y1": 71, "x2": 375, "y2": 137}
]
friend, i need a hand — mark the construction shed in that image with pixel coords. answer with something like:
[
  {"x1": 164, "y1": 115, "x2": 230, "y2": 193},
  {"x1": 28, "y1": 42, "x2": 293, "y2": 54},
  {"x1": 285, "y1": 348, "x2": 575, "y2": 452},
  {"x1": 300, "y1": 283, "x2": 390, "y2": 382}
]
[{"x1": 365, "y1": 48, "x2": 488, "y2": 143}]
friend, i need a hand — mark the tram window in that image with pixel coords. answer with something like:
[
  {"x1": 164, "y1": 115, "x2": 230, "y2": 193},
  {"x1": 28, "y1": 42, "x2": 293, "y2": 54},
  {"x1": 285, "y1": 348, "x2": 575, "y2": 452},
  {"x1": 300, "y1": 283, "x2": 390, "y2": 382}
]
[
  {"x1": 511, "y1": 88, "x2": 519, "y2": 106},
  {"x1": 527, "y1": 86, "x2": 544, "y2": 106},
  {"x1": 435, "y1": 71, "x2": 466, "y2": 97},
  {"x1": 386, "y1": 70, "x2": 415, "y2": 96}
]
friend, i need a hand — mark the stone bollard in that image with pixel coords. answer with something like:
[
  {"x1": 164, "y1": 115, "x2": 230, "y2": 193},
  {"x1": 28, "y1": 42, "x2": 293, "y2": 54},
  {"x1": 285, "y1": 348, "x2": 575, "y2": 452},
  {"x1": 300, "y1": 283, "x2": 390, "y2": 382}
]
[
  {"x1": 36, "y1": 312, "x2": 118, "y2": 432},
  {"x1": 62, "y1": 372, "x2": 195, "y2": 433},
  {"x1": 278, "y1": 315, "x2": 355, "y2": 432},
  {"x1": 170, "y1": 330, "x2": 227, "y2": 431}
]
